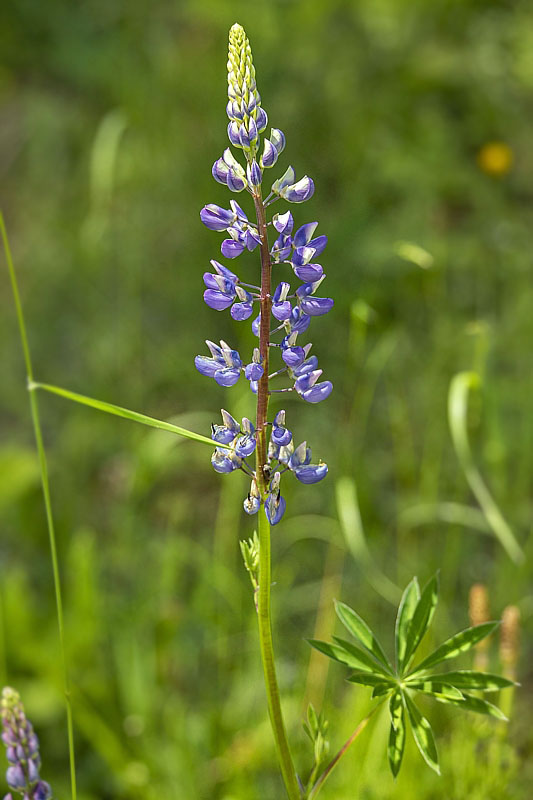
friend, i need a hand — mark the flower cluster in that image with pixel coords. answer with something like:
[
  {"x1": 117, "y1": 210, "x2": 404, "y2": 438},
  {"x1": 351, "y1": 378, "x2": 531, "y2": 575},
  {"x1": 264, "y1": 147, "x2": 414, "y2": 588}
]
[
  {"x1": 195, "y1": 23, "x2": 331, "y2": 524},
  {"x1": 1, "y1": 688, "x2": 52, "y2": 800}
]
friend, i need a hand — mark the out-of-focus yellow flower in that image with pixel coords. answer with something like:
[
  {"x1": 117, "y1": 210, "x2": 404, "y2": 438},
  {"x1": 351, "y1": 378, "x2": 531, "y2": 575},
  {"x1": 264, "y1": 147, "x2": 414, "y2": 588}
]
[{"x1": 477, "y1": 141, "x2": 513, "y2": 176}]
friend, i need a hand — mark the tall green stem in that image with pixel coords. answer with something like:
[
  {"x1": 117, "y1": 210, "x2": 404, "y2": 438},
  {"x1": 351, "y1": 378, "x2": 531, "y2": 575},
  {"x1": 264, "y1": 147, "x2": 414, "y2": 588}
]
[
  {"x1": 251, "y1": 188, "x2": 300, "y2": 799},
  {"x1": 1, "y1": 213, "x2": 77, "y2": 800},
  {"x1": 257, "y1": 511, "x2": 301, "y2": 799}
]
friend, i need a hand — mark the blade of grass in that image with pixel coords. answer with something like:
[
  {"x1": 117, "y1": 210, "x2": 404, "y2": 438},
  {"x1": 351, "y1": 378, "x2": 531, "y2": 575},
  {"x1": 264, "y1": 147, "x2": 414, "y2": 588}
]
[
  {"x1": 28, "y1": 382, "x2": 229, "y2": 449},
  {"x1": 1, "y1": 212, "x2": 77, "y2": 800},
  {"x1": 448, "y1": 372, "x2": 523, "y2": 563},
  {"x1": 335, "y1": 477, "x2": 401, "y2": 605}
]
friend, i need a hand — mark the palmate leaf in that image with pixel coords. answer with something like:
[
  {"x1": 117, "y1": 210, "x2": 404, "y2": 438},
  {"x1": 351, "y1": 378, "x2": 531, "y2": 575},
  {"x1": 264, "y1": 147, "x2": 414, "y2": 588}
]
[
  {"x1": 388, "y1": 692, "x2": 405, "y2": 777},
  {"x1": 403, "y1": 692, "x2": 440, "y2": 775},
  {"x1": 434, "y1": 692, "x2": 508, "y2": 720},
  {"x1": 395, "y1": 577, "x2": 420, "y2": 669},
  {"x1": 402, "y1": 573, "x2": 439, "y2": 671},
  {"x1": 418, "y1": 670, "x2": 515, "y2": 693},
  {"x1": 335, "y1": 600, "x2": 392, "y2": 672},
  {"x1": 408, "y1": 621, "x2": 499, "y2": 676}
]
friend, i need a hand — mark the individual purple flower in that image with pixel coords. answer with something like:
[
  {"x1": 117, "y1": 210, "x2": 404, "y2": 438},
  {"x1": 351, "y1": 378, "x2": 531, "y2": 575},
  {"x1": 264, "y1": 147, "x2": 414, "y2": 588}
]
[
  {"x1": 244, "y1": 349, "x2": 264, "y2": 383},
  {"x1": 211, "y1": 447, "x2": 241, "y2": 473},
  {"x1": 273, "y1": 211, "x2": 294, "y2": 235},
  {"x1": 272, "y1": 282, "x2": 292, "y2": 321},
  {"x1": 280, "y1": 175, "x2": 315, "y2": 203},
  {"x1": 287, "y1": 441, "x2": 328, "y2": 483},
  {"x1": 200, "y1": 204, "x2": 236, "y2": 231},
  {"x1": 271, "y1": 410, "x2": 292, "y2": 447},
  {"x1": 235, "y1": 418, "x2": 257, "y2": 457},
  {"x1": 212, "y1": 409, "x2": 241, "y2": 444},
  {"x1": 265, "y1": 474, "x2": 286, "y2": 525},
  {"x1": 195, "y1": 340, "x2": 243, "y2": 387}
]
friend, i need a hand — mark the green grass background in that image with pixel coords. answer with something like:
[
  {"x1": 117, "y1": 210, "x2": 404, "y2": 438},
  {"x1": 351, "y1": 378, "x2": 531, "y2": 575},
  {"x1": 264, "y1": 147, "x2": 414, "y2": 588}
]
[{"x1": 0, "y1": 0, "x2": 532, "y2": 797}]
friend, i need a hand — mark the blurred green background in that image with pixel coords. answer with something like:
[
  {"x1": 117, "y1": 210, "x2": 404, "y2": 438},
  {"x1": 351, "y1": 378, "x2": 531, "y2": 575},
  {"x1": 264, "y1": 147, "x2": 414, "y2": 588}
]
[{"x1": 1, "y1": 0, "x2": 532, "y2": 797}]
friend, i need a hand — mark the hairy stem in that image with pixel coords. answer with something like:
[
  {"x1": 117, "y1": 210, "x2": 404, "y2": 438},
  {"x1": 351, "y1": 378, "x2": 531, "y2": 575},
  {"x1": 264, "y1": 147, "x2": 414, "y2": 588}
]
[
  {"x1": 257, "y1": 511, "x2": 301, "y2": 800},
  {"x1": 1, "y1": 213, "x2": 78, "y2": 800},
  {"x1": 307, "y1": 701, "x2": 384, "y2": 799},
  {"x1": 252, "y1": 191, "x2": 300, "y2": 799}
]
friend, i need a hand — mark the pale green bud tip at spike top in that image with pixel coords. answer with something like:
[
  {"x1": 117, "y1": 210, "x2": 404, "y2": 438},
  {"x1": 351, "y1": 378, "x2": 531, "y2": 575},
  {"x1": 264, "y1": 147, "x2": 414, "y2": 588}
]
[
  {"x1": 226, "y1": 23, "x2": 266, "y2": 160},
  {"x1": 228, "y1": 24, "x2": 256, "y2": 96},
  {"x1": 1, "y1": 686, "x2": 21, "y2": 712}
]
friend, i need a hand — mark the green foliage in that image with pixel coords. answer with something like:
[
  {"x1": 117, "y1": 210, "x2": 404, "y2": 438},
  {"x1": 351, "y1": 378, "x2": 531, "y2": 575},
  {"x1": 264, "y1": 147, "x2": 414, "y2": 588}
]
[{"x1": 309, "y1": 575, "x2": 515, "y2": 778}]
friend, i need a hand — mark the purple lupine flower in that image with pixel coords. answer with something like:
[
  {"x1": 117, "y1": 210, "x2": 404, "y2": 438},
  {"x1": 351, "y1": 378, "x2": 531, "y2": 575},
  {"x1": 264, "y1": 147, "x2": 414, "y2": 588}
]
[
  {"x1": 271, "y1": 410, "x2": 292, "y2": 446},
  {"x1": 272, "y1": 282, "x2": 292, "y2": 321},
  {"x1": 273, "y1": 211, "x2": 293, "y2": 235},
  {"x1": 1, "y1": 688, "x2": 52, "y2": 800},
  {"x1": 195, "y1": 340, "x2": 242, "y2": 386},
  {"x1": 197, "y1": 23, "x2": 332, "y2": 524},
  {"x1": 280, "y1": 176, "x2": 315, "y2": 203}
]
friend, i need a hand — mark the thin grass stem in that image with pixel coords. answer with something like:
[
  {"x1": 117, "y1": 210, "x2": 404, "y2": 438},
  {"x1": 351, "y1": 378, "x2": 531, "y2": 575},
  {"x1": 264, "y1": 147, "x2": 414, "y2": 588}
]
[
  {"x1": 307, "y1": 700, "x2": 385, "y2": 799},
  {"x1": 1, "y1": 212, "x2": 77, "y2": 800}
]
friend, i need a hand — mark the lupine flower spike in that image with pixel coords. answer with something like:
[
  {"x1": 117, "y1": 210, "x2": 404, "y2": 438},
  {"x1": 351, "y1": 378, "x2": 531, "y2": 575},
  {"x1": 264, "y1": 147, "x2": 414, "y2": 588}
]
[
  {"x1": 197, "y1": 23, "x2": 332, "y2": 524},
  {"x1": 1, "y1": 688, "x2": 52, "y2": 800}
]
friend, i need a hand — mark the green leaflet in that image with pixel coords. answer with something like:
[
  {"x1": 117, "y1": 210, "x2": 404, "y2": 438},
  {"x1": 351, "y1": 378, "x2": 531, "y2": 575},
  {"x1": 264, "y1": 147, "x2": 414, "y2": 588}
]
[
  {"x1": 347, "y1": 673, "x2": 393, "y2": 689},
  {"x1": 395, "y1": 577, "x2": 420, "y2": 670},
  {"x1": 407, "y1": 680, "x2": 464, "y2": 701},
  {"x1": 409, "y1": 621, "x2": 499, "y2": 675},
  {"x1": 332, "y1": 636, "x2": 392, "y2": 676},
  {"x1": 30, "y1": 382, "x2": 225, "y2": 449},
  {"x1": 335, "y1": 600, "x2": 392, "y2": 672},
  {"x1": 416, "y1": 670, "x2": 515, "y2": 693},
  {"x1": 403, "y1": 692, "x2": 440, "y2": 775},
  {"x1": 402, "y1": 573, "x2": 439, "y2": 671},
  {"x1": 388, "y1": 692, "x2": 405, "y2": 778},
  {"x1": 435, "y1": 692, "x2": 508, "y2": 720},
  {"x1": 307, "y1": 639, "x2": 375, "y2": 672}
]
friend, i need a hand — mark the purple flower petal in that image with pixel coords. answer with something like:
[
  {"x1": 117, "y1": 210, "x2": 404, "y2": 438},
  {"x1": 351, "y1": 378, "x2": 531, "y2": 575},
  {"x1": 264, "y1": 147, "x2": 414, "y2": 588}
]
[
  {"x1": 273, "y1": 211, "x2": 294, "y2": 234},
  {"x1": 214, "y1": 367, "x2": 241, "y2": 387},
  {"x1": 293, "y1": 463, "x2": 328, "y2": 484},
  {"x1": 300, "y1": 297, "x2": 334, "y2": 316},
  {"x1": 301, "y1": 381, "x2": 333, "y2": 403},
  {"x1": 293, "y1": 222, "x2": 319, "y2": 248},
  {"x1": 282, "y1": 346, "x2": 306, "y2": 367},
  {"x1": 195, "y1": 356, "x2": 220, "y2": 377},
  {"x1": 293, "y1": 263, "x2": 324, "y2": 282},
  {"x1": 272, "y1": 300, "x2": 292, "y2": 321},
  {"x1": 231, "y1": 302, "x2": 254, "y2": 321},
  {"x1": 292, "y1": 246, "x2": 317, "y2": 267},
  {"x1": 292, "y1": 356, "x2": 318, "y2": 377},
  {"x1": 211, "y1": 449, "x2": 239, "y2": 473},
  {"x1": 265, "y1": 492, "x2": 286, "y2": 525},
  {"x1": 255, "y1": 107, "x2": 268, "y2": 132},
  {"x1": 203, "y1": 289, "x2": 235, "y2": 311},
  {"x1": 235, "y1": 434, "x2": 257, "y2": 458},
  {"x1": 200, "y1": 204, "x2": 235, "y2": 231},
  {"x1": 271, "y1": 426, "x2": 292, "y2": 446},
  {"x1": 244, "y1": 362, "x2": 264, "y2": 381},
  {"x1": 221, "y1": 239, "x2": 245, "y2": 258},
  {"x1": 307, "y1": 234, "x2": 328, "y2": 257}
]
